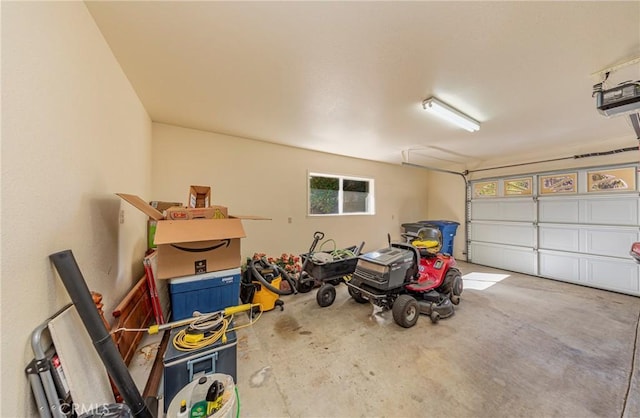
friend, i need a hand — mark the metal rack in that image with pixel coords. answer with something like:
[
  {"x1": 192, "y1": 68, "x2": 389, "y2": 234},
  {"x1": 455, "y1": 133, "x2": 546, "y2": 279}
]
[{"x1": 25, "y1": 304, "x2": 73, "y2": 418}]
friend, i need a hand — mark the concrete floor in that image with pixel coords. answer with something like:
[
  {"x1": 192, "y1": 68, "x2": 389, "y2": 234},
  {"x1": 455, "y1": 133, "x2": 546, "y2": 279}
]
[{"x1": 234, "y1": 261, "x2": 640, "y2": 418}]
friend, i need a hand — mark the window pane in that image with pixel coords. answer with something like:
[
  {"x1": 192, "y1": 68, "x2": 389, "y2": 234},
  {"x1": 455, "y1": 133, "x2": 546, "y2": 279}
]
[
  {"x1": 309, "y1": 176, "x2": 339, "y2": 214},
  {"x1": 343, "y1": 180, "x2": 369, "y2": 213},
  {"x1": 343, "y1": 179, "x2": 368, "y2": 193}
]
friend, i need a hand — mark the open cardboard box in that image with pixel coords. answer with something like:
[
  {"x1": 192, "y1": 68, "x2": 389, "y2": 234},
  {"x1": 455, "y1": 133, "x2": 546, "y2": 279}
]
[
  {"x1": 118, "y1": 193, "x2": 266, "y2": 279},
  {"x1": 188, "y1": 185, "x2": 211, "y2": 208}
]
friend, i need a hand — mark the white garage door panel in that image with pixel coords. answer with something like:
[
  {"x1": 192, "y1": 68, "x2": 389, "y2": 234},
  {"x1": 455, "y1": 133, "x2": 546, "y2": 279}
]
[
  {"x1": 538, "y1": 251, "x2": 640, "y2": 294},
  {"x1": 471, "y1": 199, "x2": 535, "y2": 222},
  {"x1": 470, "y1": 242, "x2": 536, "y2": 275},
  {"x1": 539, "y1": 225, "x2": 580, "y2": 252},
  {"x1": 539, "y1": 251, "x2": 580, "y2": 282},
  {"x1": 539, "y1": 199, "x2": 580, "y2": 223},
  {"x1": 584, "y1": 197, "x2": 638, "y2": 226},
  {"x1": 584, "y1": 227, "x2": 639, "y2": 258},
  {"x1": 470, "y1": 221, "x2": 534, "y2": 247},
  {"x1": 470, "y1": 201, "x2": 500, "y2": 221},
  {"x1": 539, "y1": 225, "x2": 639, "y2": 258},
  {"x1": 469, "y1": 242, "x2": 501, "y2": 266},
  {"x1": 584, "y1": 257, "x2": 640, "y2": 294},
  {"x1": 538, "y1": 196, "x2": 639, "y2": 226}
]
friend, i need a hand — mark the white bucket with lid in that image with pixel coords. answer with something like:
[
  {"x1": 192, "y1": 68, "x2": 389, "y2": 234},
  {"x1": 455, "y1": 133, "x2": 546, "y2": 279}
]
[{"x1": 166, "y1": 373, "x2": 237, "y2": 418}]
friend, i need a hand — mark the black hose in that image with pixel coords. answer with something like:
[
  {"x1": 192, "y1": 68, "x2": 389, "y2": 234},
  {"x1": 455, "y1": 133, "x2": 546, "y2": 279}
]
[
  {"x1": 277, "y1": 266, "x2": 299, "y2": 295},
  {"x1": 249, "y1": 258, "x2": 296, "y2": 295},
  {"x1": 49, "y1": 250, "x2": 154, "y2": 418}
]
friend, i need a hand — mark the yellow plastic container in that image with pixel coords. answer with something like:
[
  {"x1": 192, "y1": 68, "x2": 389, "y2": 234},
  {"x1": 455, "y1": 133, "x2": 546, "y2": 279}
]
[{"x1": 252, "y1": 276, "x2": 281, "y2": 311}]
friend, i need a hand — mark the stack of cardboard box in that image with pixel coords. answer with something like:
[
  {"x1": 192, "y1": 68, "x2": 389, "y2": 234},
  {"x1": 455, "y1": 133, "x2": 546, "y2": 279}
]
[
  {"x1": 117, "y1": 186, "x2": 247, "y2": 320},
  {"x1": 118, "y1": 186, "x2": 267, "y2": 411}
]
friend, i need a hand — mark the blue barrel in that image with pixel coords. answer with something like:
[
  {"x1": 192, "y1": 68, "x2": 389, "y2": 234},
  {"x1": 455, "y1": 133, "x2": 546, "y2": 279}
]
[{"x1": 419, "y1": 220, "x2": 460, "y2": 255}]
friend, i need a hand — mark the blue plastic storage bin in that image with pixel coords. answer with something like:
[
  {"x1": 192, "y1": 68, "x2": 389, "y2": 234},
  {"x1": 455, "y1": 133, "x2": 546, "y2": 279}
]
[
  {"x1": 169, "y1": 268, "x2": 241, "y2": 320},
  {"x1": 420, "y1": 220, "x2": 460, "y2": 255}
]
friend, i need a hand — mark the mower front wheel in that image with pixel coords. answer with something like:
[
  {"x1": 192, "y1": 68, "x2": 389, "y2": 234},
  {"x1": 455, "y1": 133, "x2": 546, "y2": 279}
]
[
  {"x1": 348, "y1": 286, "x2": 368, "y2": 304},
  {"x1": 316, "y1": 283, "x2": 336, "y2": 307},
  {"x1": 430, "y1": 311, "x2": 440, "y2": 324},
  {"x1": 392, "y1": 295, "x2": 419, "y2": 328}
]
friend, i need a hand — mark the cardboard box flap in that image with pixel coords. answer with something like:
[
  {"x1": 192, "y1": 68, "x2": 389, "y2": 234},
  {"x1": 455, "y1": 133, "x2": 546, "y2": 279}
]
[
  {"x1": 150, "y1": 200, "x2": 183, "y2": 213},
  {"x1": 230, "y1": 215, "x2": 272, "y2": 220},
  {"x1": 117, "y1": 193, "x2": 164, "y2": 221},
  {"x1": 154, "y1": 218, "x2": 246, "y2": 245}
]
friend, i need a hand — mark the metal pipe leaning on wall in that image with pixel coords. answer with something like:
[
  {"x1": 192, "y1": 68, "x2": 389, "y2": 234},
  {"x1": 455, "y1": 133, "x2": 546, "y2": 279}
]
[{"x1": 49, "y1": 250, "x2": 154, "y2": 418}]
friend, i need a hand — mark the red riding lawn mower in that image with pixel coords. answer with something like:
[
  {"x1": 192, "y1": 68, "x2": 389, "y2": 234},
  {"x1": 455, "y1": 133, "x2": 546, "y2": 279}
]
[{"x1": 345, "y1": 225, "x2": 463, "y2": 328}]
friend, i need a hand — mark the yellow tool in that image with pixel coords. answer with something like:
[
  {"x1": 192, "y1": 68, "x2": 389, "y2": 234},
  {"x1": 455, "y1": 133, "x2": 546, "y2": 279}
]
[
  {"x1": 147, "y1": 304, "x2": 253, "y2": 335},
  {"x1": 205, "y1": 380, "x2": 225, "y2": 415},
  {"x1": 111, "y1": 303, "x2": 261, "y2": 352}
]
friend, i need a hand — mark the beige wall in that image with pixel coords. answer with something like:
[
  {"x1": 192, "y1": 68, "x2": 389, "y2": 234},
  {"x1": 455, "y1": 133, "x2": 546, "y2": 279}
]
[
  {"x1": 152, "y1": 123, "x2": 431, "y2": 258},
  {"x1": 1, "y1": 3, "x2": 152, "y2": 416},
  {"x1": 425, "y1": 171, "x2": 467, "y2": 260}
]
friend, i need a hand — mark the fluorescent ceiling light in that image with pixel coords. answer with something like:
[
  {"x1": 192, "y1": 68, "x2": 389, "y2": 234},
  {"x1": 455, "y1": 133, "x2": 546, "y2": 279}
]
[{"x1": 422, "y1": 97, "x2": 480, "y2": 132}]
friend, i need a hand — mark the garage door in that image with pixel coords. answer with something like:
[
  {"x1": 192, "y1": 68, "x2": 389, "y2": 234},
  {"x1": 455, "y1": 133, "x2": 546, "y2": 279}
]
[{"x1": 468, "y1": 165, "x2": 640, "y2": 296}]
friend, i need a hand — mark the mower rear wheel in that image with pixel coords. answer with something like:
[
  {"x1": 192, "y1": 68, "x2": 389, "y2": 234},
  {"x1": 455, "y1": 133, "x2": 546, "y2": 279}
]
[
  {"x1": 348, "y1": 287, "x2": 368, "y2": 304},
  {"x1": 316, "y1": 284, "x2": 336, "y2": 307},
  {"x1": 440, "y1": 268, "x2": 463, "y2": 305},
  {"x1": 392, "y1": 295, "x2": 419, "y2": 328}
]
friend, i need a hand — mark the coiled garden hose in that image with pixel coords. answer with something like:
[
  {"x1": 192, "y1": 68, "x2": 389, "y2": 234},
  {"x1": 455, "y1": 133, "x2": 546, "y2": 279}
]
[{"x1": 310, "y1": 244, "x2": 359, "y2": 264}]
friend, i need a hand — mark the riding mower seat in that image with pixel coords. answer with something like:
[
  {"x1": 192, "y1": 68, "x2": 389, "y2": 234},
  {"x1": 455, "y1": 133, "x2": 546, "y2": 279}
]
[
  {"x1": 410, "y1": 226, "x2": 443, "y2": 258},
  {"x1": 412, "y1": 239, "x2": 440, "y2": 257}
]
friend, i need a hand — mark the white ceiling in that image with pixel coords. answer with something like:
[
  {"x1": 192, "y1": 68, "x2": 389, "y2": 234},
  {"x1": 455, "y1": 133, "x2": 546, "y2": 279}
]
[{"x1": 86, "y1": 1, "x2": 640, "y2": 171}]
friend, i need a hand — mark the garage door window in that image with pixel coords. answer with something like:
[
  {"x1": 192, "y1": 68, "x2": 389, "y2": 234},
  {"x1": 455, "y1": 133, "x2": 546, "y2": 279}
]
[{"x1": 308, "y1": 172, "x2": 375, "y2": 215}]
